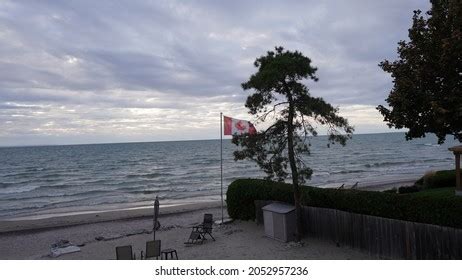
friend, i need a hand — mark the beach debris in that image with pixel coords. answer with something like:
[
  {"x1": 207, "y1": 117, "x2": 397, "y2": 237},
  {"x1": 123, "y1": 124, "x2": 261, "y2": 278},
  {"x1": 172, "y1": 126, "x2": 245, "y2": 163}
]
[
  {"x1": 52, "y1": 239, "x2": 70, "y2": 247},
  {"x1": 95, "y1": 226, "x2": 175, "y2": 242},
  {"x1": 159, "y1": 225, "x2": 177, "y2": 231},
  {"x1": 285, "y1": 241, "x2": 305, "y2": 249},
  {"x1": 215, "y1": 218, "x2": 233, "y2": 226},
  {"x1": 94, "y1": 224, "x2": 181, "y2": 243},
  {"x1": 102, "y1": 234, "x2": 123, "y2": 240},
  {"x1": 50, "y1": 239, "x2": 81, "y2": 257},
  {"x1": 144, "y1": 225, "x2": 178, "y2": 235},
  {"x1": 215, "y1": 224, "x2": 230, "y2": 231},
  {"x1": 94, "y1": 234, "x2": 123, "y2": 241},
  {"x1": 50, "y1": 246, "x2": 81, "y2": 257},
  {"x1": 224, "y1": 229, "x2": 243, "y2": 235},
  {"x1": 126, "y1": 229, "x2": 149, "y2": 236}
]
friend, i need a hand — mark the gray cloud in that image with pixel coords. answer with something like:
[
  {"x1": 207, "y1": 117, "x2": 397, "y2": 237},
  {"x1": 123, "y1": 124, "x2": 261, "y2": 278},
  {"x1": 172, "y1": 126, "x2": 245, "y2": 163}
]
[{"x1": 0, "y1": 0, "x2": 430, "y2": 145}]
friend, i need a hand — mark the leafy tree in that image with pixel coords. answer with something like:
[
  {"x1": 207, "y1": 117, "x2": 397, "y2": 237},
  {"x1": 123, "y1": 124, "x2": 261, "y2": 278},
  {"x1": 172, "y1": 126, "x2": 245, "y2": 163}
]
[
  {"x1": 233, "y1": 47, "x2": 353, "y2": 241},
  {"x1": 378, "y1": 0, "x2": 462, "y2": 144}
]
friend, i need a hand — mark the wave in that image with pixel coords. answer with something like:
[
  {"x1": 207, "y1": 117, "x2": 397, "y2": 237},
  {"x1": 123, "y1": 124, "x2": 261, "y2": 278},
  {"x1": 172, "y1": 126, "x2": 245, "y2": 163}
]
[
  {"x1": 0, "y1": 194, "x2": 120, "y2": 215},
  {"x1": 424, "y1": 143, "x2": 440, "y2": 147},
  {"x1": 0, "y1": 182, "x2": 12, "y2": 188},
  {"x1": 126, "y1": 172, "x2": 173, "y2": 179},
  {"x1": 365, "y1": 161, "x2": 414, "y2": 168},
  {"x1": 1, "y1": 172, "x2": 38, "y2": 178},
  {"x1": 127, "y1": 190, "x2": 161, "y2": 195},
  {"x1": 364, "y1": 159, "x2": 439, "y2": 168},
  {"x1": 1, "y1": 135, "x2": 457, "y2": 218},
  {"x1": 313, "y1": 172, "x2": 330, "y2": 176},
  {"x1": 116, "y1": 159, "x2": 145, "y2": 166},
  {"x1": 415, "y1": 143, "x2": 441, "y2": 147},
  {"x1": 0, "y1": 189, "x2": 111, "y2": 202},
  {"x1": 39, "y1": 173, "x2": 71, "y2": 179},
  {"x1": 25, "y1": 167, "x2": 45, "y2": 171},
  {"x1": 38, "y1": 183, "x2": 80, "y2": 190},
  {"x1": 115, "y1": 185, "x2": 169, "y2": 192},
  {"x1": 0, "y1": 184, "x2": 82, "y2": 194},
  {"x1": 0, "y1": 185, "x2": 41, "y2": 195},
  {"x1": 333, "y1": 170, "x2": 366, "y2": 174},
  {"x1": 76, "y1": 178, "x2": 113, "y2": 185}
]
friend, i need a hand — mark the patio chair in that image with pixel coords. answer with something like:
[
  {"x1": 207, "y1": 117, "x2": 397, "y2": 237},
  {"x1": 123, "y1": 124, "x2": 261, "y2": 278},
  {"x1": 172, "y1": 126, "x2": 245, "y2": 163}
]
[
  {"x1": 184, "y1": 213, "x2": 215, "y2": 244},
  {"x1": 116, "y1": 245, "x2": 135, "y2": 260},
  {"x1": 197, "y1": 213, "x2": 215, "y2": 241},
  {"x1": 184, "y1": 229, "x2": 203, "y2": 245},
  {"x1": 142, "y1": 240, "x2": 161, "y2": 260}
]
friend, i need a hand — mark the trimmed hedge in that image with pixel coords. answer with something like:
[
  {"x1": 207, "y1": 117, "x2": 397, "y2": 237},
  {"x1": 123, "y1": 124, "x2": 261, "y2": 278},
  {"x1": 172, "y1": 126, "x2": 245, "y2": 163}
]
[
  {"x1": 415, "y1": 170, "x2": 456, "y2": 189},
  {"x1": 227, "y1": 179, "x2": 462, "y2": 229},
  {"x1": 398, "y1": 185, "x2": 420, "y2": 194}
]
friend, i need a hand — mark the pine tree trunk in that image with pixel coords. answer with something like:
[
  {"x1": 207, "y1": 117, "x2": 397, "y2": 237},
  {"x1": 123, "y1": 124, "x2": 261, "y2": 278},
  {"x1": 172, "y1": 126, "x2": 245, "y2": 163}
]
[{"x1": 286, "y1": 93, "x2": 303, "y2": 242}]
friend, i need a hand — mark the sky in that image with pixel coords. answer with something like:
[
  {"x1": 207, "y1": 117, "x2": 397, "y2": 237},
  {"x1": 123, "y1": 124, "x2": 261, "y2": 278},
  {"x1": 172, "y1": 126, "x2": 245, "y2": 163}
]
[{"x1": 0, "y1": 0, "x2": 430, "y2": 146}]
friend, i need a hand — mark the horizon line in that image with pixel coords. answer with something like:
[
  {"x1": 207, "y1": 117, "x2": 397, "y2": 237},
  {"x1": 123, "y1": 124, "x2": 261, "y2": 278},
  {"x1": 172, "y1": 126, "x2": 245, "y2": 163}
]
[{"x1": 0, "y1": 131, "x2": 407, "y2": 148}]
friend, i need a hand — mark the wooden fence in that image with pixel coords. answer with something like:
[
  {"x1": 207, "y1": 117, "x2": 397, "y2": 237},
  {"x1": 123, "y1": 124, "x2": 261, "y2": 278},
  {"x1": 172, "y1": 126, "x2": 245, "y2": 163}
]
[{"x1": 255, "y1": 200, "x2": 462, "y2": 259}]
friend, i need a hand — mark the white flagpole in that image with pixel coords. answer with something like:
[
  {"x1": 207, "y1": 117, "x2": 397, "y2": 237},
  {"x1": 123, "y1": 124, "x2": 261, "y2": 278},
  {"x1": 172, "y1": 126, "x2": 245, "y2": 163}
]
[{"x1": 220, "y1": 112, "x2": 224, "y2": 225}]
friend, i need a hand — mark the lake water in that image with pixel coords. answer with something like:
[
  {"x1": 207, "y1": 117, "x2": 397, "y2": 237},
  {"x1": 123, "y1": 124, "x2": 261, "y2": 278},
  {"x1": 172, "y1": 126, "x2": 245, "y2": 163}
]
[{"x1": 0, "y1": 133, "x2": 458, "y2": 218}]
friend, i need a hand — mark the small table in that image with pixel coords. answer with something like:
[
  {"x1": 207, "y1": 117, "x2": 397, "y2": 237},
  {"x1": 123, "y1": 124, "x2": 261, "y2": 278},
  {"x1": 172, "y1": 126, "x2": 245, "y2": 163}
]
[{"x1": 161, "y1": 248, "x2": 178, "y2": 260}]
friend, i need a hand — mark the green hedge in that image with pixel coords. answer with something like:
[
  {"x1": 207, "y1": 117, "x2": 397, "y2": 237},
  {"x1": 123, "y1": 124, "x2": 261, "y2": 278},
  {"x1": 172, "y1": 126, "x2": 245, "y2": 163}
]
[
  {"x1": 415, "y1": 170, "x2": 456, "y2": 189},
  {"x1": 227, "y1": 179, "x2": 462, "y2": 228}
]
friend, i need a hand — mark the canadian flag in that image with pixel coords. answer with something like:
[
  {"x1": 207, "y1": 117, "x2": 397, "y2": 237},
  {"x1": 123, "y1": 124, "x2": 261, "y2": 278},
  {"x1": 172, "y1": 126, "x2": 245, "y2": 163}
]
[{"x1": 223, "y1": 116, "x2": 257, "y2": 135}]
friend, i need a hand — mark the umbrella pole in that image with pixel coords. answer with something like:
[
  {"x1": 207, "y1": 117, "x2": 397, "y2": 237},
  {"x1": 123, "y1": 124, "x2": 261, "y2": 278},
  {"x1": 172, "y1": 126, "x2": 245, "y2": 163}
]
[
  {"x1": 153, "y1": 196, "x2": 159, "y2": 241},
  {"x1": 153, "y1": 200, "x2": 156, "y2": 241}
]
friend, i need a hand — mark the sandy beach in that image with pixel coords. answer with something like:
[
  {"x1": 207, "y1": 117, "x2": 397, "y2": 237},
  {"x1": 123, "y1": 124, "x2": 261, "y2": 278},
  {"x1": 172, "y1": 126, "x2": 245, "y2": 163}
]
[
  {"x1": 0, "y1": 202, "x2": 374, "y2": 260},
  {"x1": 0, "y1": 179, "x2": 419, "y2": 260}
]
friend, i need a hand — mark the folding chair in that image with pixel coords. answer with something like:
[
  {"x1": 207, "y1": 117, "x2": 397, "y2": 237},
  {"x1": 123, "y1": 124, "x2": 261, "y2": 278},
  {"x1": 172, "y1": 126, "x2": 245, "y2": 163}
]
[
  {"x1": 184, "y1": 213, "x2": 215, "y2": 244},
  {"x1": 197, "y1": 214, "x2": 215, "y2": 241},
  {"x1": 184, "y1": 228, "x2": 203, "y2": 244},
  {"x1": 142, "y1": 240, "x2": 161, "y2": 260},
  {"x1": 116, "y1": 245, "x2": 135, "y2": 260}
]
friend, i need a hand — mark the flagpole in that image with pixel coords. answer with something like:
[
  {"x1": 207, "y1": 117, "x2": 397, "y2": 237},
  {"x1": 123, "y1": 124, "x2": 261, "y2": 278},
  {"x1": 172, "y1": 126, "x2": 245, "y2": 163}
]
[{"x1": 220, "y1": 112, "x2": 224, "y2": 225}]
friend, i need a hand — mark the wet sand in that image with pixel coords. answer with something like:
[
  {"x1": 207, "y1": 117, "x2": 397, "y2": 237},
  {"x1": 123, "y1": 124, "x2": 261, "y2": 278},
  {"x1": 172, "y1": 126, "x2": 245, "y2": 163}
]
[{"x1": 0, "y1": 201, "x2": 221, "y2": 233}]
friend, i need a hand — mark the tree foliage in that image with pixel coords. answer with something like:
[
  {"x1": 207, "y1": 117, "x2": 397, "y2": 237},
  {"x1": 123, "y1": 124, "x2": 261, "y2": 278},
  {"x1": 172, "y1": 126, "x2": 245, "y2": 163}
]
[
  {"x1": 378, "y1": 0, "x2": 462, "y2": 144},
  {"x1": 233, "y1": 47, "x2": 353, "y2": 183},
  {"x1": 233, "y1": 47, "x2": 353, "y2": 240}
]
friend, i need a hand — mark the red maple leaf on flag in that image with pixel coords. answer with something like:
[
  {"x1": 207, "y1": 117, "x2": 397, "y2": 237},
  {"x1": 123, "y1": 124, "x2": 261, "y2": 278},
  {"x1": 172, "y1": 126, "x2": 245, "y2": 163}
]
[
  {"x1": 223, "y1": 115, "x2": 256, "y2": 135},
  {"x1": 235, "y1": 120, "x2": 247, "y2": 131}
]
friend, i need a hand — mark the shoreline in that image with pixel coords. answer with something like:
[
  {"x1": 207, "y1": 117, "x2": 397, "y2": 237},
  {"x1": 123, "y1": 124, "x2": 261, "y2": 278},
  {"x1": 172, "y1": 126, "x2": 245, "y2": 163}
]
[
  {"x1": 0, "y1": 178, "x2": 415, "y2": 234},
  {"x1": 0, "y1": 177, "x2": 419, "y2": 234},
  {"x1": 0, "y1": 201, "x2": 222, "y2": 234}
]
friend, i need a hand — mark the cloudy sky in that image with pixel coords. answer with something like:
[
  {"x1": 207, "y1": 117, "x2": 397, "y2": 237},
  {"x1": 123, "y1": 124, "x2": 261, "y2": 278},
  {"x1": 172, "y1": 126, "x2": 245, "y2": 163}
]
[{"x1": 0, "y1": 0, "x2": 429, "y2": 146}]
